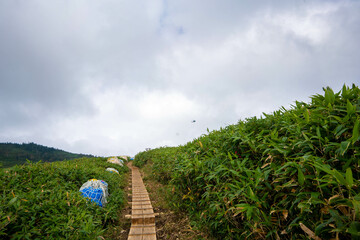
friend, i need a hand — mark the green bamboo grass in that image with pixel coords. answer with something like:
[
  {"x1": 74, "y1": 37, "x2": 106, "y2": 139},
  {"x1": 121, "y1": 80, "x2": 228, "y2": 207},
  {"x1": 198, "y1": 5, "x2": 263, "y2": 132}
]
[
  {"x1": 0, "y1": 157, "x2": 127, "y2": 239},
  {"x1": 135, "y1": 84, "x2": 360, "y2": 239}
]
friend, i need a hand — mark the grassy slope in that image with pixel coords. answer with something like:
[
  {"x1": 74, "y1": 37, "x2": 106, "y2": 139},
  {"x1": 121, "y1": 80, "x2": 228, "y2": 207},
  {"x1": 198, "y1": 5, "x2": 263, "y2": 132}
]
[
  {"x1": 0, "y1": 157, "x2": 128, "y2": 239},
  {"x1": 134, "y1": 85, "x2": 360, "y2": 239},
  {"x1": 0, "y1": 142, "x2": 93, "y2": 168}
]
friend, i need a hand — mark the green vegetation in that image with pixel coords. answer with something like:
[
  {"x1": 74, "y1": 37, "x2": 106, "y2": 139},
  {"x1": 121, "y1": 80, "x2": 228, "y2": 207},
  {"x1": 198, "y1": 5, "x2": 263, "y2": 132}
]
[
  {"x1": 0, "y1": 142, "x2": 94, "y2": 168},
  {"x1": 0, "y1": 157, "x2": 127, "y2": 239},
  {"x1": 134, "y1": 85, "x2": 360, "y2": 239}
]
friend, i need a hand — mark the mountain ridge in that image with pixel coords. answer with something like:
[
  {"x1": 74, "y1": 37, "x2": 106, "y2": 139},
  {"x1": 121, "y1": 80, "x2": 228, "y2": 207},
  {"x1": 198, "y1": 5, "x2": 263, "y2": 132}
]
[{"x1": 0, "y1": 142, "x2": 93, "y2": 168}]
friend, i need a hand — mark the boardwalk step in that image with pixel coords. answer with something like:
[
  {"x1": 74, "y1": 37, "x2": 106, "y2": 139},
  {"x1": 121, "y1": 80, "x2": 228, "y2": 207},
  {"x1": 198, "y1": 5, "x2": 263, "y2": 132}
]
[{"x1": 127, "y1": 163, "x2": 157, "y2": 240}]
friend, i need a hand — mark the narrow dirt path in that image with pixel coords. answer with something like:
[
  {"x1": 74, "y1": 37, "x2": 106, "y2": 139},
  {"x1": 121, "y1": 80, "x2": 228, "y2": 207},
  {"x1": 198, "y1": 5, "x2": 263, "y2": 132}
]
[
  {"x1": 114, "y1": 162, "x2": 212, "y2": 240},
  {"x1": 138, "y1": 163, "x2": 213, "y2": 240},
  {"x1": 127, "y1": 162, "x2": 157, "y2": 240}
]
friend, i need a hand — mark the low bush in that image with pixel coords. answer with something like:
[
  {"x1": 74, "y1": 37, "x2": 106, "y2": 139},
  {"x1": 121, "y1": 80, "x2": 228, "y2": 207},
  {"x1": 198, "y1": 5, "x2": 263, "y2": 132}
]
[{"x1": 0, "y1": 157, "x2": 127, "y2": 239}]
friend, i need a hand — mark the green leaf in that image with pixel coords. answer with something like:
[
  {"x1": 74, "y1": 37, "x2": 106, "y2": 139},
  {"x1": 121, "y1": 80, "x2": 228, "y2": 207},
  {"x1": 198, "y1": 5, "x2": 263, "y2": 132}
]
[
  {"x1": 347, "y1": 100, "x2": 355, "y2": 115},
  {"x1": 352, "y1": 199, "x2": 360, "y2": 216},
  {"x1": 313, "y1": 162, "x2": 347, "y2": 186},
  {"x1": 304, "y1": 109, "x2": 310, "y2": 123},
  {"x1": 302, "y1": 132, "x2": 310, "y2": 141},
  {"x1": 324, "y1": 87, "x2": 335, "y2": 105},
  {"x1": 8, "y1": 197, "x2": 18, "y2": 206},
  {"x1": 316, "y1": 127, "x2": 322, "y2": 139},
  {"x1": 248, "y1": 187, "x2": 258, "y2": 202},
  {"x1": 347, "y1": 221, "x2": 360, "y2": 237},
  {"x1": 339, "y1": 140, "x2": 351, "y2": 155},
  {"x1": 298, "y1": 168, "x2": 305, "y2": 186},
  {"x1": 315, "y1": 218, "x2": 334, "y2": 235},
  {"x1": 346, "y1": 168, "x2": 354, "y2": 188},
  {"x1": 335, "y1": 127, "x2": 348, "y2": 138},
  {"x1": 227, "y1": 152, "x2": 233, "y2": 161},
  {"x1": 332, "y1": 169, "x2": 347, "y2": 186},
  {"x1": 351, "y1": 119, "x2": 360, "y2": 144},
  {"x1": 342, "y1": 84, "x2": 348, "y2": 99}
]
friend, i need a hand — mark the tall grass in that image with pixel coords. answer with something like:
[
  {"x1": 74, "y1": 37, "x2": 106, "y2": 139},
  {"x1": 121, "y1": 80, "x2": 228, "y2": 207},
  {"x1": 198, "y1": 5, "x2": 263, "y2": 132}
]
[{"x1": 135, "y1": 84, "x2": 360, "y2": 239}]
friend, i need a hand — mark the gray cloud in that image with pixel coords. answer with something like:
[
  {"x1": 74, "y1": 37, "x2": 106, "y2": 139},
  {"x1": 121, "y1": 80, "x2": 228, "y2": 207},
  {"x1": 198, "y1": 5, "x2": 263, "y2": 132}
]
[{"x1": 0, "y1": 0, "x2": 359, "y2": 156}]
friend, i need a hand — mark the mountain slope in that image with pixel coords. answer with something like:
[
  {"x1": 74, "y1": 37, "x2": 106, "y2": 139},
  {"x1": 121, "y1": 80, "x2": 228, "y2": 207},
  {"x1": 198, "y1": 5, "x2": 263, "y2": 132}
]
[
  {"x1": 134, "y1": 85, "x2": 360, "y2": 240},
  {"x1": 0, "y1": 142, "x2": 93, "y2": 168}
]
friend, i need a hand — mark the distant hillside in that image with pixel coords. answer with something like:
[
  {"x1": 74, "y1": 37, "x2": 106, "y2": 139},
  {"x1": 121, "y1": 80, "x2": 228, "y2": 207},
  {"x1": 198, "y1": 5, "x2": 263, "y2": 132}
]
[{"x1": 0, "y1": 142, "x2": 93, "y2": 168}]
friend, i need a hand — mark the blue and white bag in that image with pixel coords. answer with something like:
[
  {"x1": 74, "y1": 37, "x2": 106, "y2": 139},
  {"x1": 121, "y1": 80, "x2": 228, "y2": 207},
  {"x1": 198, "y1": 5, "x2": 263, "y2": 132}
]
[
  {"x1": 106, "y1": 167, "x2": 119, "y2": 174},
  {"x1": 79, "y1": 179, "x2": 108, "y2": 207}
]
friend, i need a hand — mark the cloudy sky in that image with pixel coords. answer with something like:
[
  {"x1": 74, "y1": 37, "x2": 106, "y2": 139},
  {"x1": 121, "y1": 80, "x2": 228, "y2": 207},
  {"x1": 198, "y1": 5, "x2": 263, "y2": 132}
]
[{"x1": 0, "y1": 0, "x2": 359, "y2": 156}]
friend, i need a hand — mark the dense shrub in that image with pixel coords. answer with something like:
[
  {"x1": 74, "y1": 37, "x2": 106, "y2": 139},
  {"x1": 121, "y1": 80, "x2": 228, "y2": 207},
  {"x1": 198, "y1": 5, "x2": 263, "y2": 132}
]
[
  {"x1": 0, "y1": 157, "x2": 127, "y2": 239},
  {"x1": 135, "y1": 85, "x2": 360, "y2": 239}
]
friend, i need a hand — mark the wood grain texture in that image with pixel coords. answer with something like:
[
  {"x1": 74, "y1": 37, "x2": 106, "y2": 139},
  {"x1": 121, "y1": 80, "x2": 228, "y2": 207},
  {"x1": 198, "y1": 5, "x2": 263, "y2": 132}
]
[{"x1": 127, "y1": 164, "x2": 157, "y2": 240}]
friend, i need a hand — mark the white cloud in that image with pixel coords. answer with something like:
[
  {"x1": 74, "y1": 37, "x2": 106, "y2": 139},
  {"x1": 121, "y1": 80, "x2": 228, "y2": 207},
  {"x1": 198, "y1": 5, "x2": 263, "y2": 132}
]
[
  {"x1": 138, "y1": 91, "x2": 200, "y2": 120},
  {"x1": 0, "y1": 0, "x2": 359, "y2": 156},
  {"x1": 265, "y1": 3, "x2": 337, "y2": 45}
]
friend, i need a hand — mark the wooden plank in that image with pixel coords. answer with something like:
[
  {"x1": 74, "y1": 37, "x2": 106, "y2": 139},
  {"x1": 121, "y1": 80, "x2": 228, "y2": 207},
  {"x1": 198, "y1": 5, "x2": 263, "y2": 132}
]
[
  {"x1": 128, "y1": 235, "x2": 142, "y2": 240},
  {"x1": 127, "y1": 163, "x2": 157, "y2": 240},
  {"x1": 142, "y1": 235, "x2": 156, "y2": 240}
]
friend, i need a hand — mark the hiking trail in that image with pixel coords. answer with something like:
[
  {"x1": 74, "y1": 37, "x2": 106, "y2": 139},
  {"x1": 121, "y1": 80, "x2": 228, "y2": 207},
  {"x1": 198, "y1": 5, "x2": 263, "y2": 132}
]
[{"x1": 127, "y1": 163, "x2": 157, "y2": 240}]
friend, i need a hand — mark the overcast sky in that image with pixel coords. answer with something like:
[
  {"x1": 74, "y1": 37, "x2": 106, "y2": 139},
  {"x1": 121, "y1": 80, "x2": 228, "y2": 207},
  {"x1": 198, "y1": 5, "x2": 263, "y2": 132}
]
[{"x1": 0, "y1": 0, "x2": 359, "y2": 156}]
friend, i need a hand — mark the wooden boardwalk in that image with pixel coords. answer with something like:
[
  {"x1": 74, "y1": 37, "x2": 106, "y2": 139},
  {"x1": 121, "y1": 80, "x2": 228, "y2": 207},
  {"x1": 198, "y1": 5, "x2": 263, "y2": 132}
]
[{"x1": 128, "y1": 163, "x2": 157, "y2": 240}]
